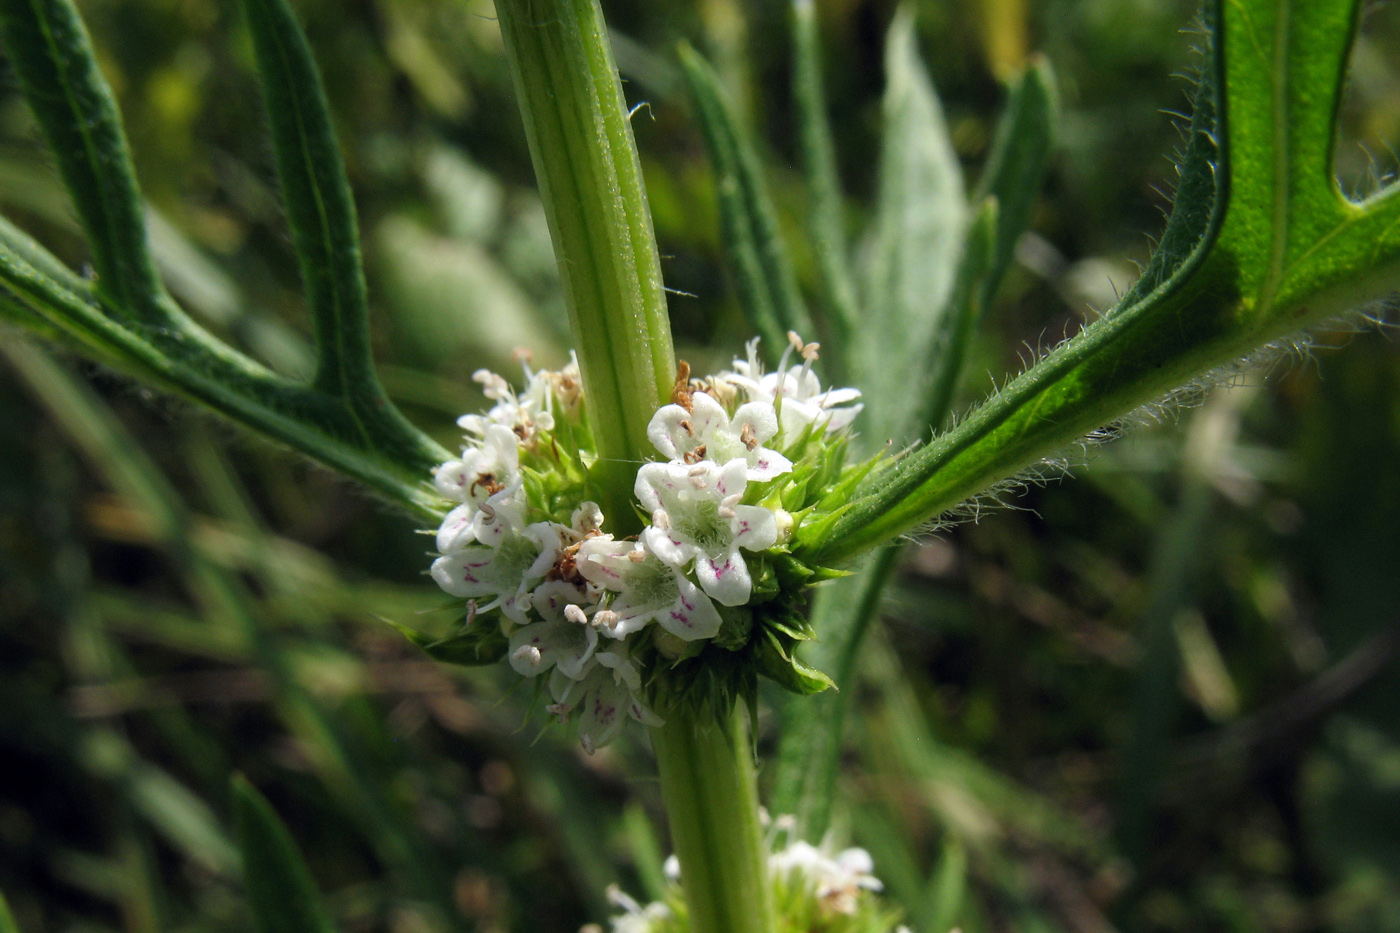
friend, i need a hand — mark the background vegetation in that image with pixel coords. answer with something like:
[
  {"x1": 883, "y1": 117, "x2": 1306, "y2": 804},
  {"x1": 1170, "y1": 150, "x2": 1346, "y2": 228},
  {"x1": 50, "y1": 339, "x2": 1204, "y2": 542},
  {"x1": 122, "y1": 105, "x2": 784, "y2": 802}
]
[{"x1": 1, "y1": 0, "x2": 1399, "y2": 930}]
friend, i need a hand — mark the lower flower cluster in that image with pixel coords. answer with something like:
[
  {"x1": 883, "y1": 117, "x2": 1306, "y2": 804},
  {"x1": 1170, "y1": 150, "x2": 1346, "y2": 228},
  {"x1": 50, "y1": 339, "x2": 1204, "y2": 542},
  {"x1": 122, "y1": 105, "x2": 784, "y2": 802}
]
[
  {"x1": 591, "y1": 815, "x2": 911, "y2": 933},
  {"x1": 413, "y1": 336, "x2": 866, "y2": 751}
]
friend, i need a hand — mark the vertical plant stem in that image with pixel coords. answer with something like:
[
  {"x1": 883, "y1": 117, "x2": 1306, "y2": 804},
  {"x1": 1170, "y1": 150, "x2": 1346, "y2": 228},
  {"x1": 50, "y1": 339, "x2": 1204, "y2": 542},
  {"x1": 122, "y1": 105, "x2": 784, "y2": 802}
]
[
  {"x1": 651, "y1": 703, "x2": 774, "y2": 933},
  {"x1": 492, "y1": 0, "x2": 675, "y2": 530}
]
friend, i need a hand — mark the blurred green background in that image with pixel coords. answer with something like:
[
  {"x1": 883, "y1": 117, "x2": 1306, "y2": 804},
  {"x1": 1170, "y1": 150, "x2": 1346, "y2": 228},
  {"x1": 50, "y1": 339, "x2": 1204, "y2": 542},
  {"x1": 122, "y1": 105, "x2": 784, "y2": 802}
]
[{"x1": 2, "y1": 0, "x2": 1399, "y2": 930}]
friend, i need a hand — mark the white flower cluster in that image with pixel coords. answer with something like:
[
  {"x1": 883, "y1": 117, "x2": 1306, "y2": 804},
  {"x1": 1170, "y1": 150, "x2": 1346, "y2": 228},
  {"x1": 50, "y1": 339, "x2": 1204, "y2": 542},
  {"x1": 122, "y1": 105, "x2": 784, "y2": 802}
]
[
  {"x1": 595, "y1": 817, "x2": 903, "y2": 932},
  {"x1": 428, "y1": 337, "x2": 861, "y2": 752}
]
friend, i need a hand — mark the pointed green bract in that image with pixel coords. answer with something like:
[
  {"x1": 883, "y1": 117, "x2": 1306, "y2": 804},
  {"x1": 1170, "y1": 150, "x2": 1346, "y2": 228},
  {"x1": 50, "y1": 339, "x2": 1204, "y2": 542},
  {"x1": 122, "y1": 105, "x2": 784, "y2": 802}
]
[
  {"x1": 803, "y1": 0, "x2": 1400, "y2": 565},
  {"x1": 679, "y1": 42, "x2": 815, "y2": 365},
  {"x1": 233, "y1": 776, "x2": 339, "y2": 933}
]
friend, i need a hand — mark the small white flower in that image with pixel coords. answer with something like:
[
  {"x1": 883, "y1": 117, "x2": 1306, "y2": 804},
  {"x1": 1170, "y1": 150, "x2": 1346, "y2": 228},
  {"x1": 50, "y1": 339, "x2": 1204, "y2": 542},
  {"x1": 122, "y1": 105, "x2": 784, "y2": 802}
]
[
  {"x1": 507, "y1": 581, "x2": 598, "y2": 680},
  {"x1": 723, "y1": 337, "x2": 862, "y2": 439},
  {"x1": 549, "y1": 646, "x2": 662, "y2": 753},
  {"x1": 464, "y1": 364, "x2": 556, "y2": 439},
  {"x1": 647, "y1": 391, "x2": 791, "y2": 481},
  {"x1": 769, "y1": 840, "x2": 883, "y2": 917},
  {"x1": 606, "y1": 884, "x2": 672, "y2": 933},
  {"x1": 576, "y1": 537, "x2": 723, "y2": 641},
  {"x1": 433, "y1": 423, "x2": 521, "y2": 504},
  {"x1": 634, "y1": 459, "x2": 778, "y2": 607},
  {"x1": 430, "y1": 515, "x2": 565, "y2": 624}
]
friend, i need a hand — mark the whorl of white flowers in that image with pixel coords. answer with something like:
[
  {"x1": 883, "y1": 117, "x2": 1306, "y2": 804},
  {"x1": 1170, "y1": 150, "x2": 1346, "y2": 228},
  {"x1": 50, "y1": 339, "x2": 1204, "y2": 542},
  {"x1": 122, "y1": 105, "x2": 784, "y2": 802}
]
[
  {"x1": 418, "y1": 336, "x2": 863, "y2": 752},
  {"x1": 589, "y1": 814, "x2": 911, "y2": 933}
]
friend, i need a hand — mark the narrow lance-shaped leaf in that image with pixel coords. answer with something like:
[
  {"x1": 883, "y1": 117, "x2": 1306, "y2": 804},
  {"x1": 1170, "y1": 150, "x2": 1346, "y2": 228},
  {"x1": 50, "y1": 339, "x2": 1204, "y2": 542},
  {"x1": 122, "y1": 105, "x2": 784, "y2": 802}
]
[
  {"x1": 857, "y1": 6, "x2": 968, "y2": 446},
  {"x1": 791, "y1": 0, "x2": 859, "y2": 355},
  {"x1": 972, "y1": 58, "x2": 1057, "y2": 308},
  {"x1": 678, "y1": 42, "x2": 816, "y2": 364},
  {"x1": 803, "y1": 0, "x2": 1400, "y2": 565},
  {"x1": 0, "y1": 886, "x2": 19, "y2": 933},
  {"x1": 493, "y1": 0, "x2": 676, "y2": 532},
  {"x1": 240, "y1": 0, "x2": 384, "y2": 405},
  {"x1": 233, "y1": 776, "x2": 339, "y2": 933},
  {"x1": 0, "y1": 0, "x2": 171, "y2": 324}
]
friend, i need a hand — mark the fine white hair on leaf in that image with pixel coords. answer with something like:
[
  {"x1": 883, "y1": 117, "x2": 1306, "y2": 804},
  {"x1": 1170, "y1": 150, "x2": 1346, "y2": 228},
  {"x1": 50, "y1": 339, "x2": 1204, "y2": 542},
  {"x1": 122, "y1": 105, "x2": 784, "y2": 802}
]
[{"x1": 900, "y1": 307, "x2": 1393, "y2": 541}]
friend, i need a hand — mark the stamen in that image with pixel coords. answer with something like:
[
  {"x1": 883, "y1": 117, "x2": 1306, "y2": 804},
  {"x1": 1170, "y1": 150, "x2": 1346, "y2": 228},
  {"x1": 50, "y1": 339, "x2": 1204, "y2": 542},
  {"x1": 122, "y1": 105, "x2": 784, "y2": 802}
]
[
  {"x1": 512, "y1": 644, "x2": 543, "y2": 668},
  {"x1": 563, "y1": 604, "x2": 588, "y2": 625}
]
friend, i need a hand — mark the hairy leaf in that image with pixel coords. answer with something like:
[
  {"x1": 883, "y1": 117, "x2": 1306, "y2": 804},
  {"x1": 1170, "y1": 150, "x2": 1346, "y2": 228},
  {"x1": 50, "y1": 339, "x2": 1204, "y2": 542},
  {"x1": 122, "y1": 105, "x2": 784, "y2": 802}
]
[{"x1": 804, "y1": 0, "x2": 1400, "y2": 564}]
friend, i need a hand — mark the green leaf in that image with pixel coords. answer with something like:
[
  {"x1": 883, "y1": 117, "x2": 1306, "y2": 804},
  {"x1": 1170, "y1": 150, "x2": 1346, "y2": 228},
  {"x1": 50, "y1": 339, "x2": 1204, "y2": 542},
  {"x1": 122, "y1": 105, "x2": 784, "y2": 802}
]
[
  {"x1": 973, "y1": 58, "x2": 1057, "y2": 308},
  {"x1": 0, "y1": 0, "x2": 167, "y2": 323},
  {"x1": 916, "y1": 197, "x2": 998, "y2": 433},
  {"x1": 678, "y1": 41, "x2": 816, "y2": 364},
  {"x1": 492, "y1": 0, "x2": 676, "y2": 532},
  {"x1": 790, "y1": 0, "x2": 859, "y2": 352},
  {"x1": 0, "y1": 242, "x2": 448, "y2": 516},
  {"x1": 0, "y1": 886, "x2": 19, "y2": 933},
  {"x1": 805, "y1": 0, "x2": 1400, "y2": 565},
  {"x1": 857, "y1": 6, "x2": 969, "y2": 445},
  {"x1": 383, "y1": 615, "x2": 509, "y2": 667},
  {"x1": 233, "y1": 776, "x2": 338, "y2": 933},
  {"x1": 240, "y1": 0, "x2": 378, "y2": 403}
]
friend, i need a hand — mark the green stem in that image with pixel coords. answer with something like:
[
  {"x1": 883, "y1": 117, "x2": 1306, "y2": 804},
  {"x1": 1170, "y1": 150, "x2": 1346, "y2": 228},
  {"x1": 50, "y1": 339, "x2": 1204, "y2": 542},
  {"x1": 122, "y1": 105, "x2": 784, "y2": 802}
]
[
  {"x1": 651, "y1": 703, "x2": 774, "y2": 933},
  {"x1": 492, "y1": 0, "x2": 676, "y2": 530}
]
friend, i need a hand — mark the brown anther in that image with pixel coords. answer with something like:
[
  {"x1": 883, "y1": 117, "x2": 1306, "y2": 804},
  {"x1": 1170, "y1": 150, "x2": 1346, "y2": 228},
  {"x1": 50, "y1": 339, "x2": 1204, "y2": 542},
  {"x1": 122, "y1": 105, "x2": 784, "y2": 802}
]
[
  {"x1": 671, "y1": 361, "x2": 693, "y2": 411},
  {"x1": 739, "y1": 423, "x2": 759, "y2": 451},
  {"x1": 511, "y1": 347, "x2": 534, "y2": 365},
  {"x1": 550, "y1": 541, "x2": 584, "y2": 582},
  {"x1": 683, "y1": 444, "x2": 707, "y2": 465},
  {"x1": 679, "y1": 419, "x2": 695, "y2": 437},
  {"x1": 469, "y1": 473, "x2": 505, "y2": 498}
]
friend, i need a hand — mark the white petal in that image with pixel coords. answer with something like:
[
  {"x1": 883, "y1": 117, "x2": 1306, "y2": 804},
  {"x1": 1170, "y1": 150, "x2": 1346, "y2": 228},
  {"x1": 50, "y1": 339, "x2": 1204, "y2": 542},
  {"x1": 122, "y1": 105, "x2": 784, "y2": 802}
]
[
  {"x1": 731, "y1": 401, "x2": 779, "y2": 446},
  {"x1": 646, "y1": 403, "x2": 697, "y2": 460},
  {"x1": 634, "y1": 462, "x2": 679, "y2": 513},
  {"x1": 628, "y1": 696, "x2": 664, "y2": 727},
  {"x1": 595, "y1": 648, "x2": 642, "y2": 691},
  {"x1": 435, "y1": 503, "x2": 478, "y2": 553},
  {"x1": 694, "y1": 551, "x2": 752, "y2": 607},
  {"x1": 429, "y1": 549, "x2": 499, "y2": 598},
  {"x1": 433, "y1": 460, "x2": 471, "y2": 500},
  {"x1": 641, "y1": 525, "x2": 694, "y2": 568},
  {"x1": 659, "y1": 573, "x2": 724, "y2": 638},
  {"x1": 578, "y1": 678, "x2": 631, "y2": 750},
  {"x1": 746, "y1": 448, "x2": 793, "y2": 482},
  {"x1": 731, "y1": 505, "x2": 778, "y2": 552},
  {"x1": 712, "y1": 458, "x2": 749, "y2": 500},
  {"x1": 530, "y1": 580, "x2": 590, "y2": 622},
  {"x1": 688, "y1": 391, "x2": 730, "y2": 439},
  {"x1": 576, "y1": 537, "x2": 636, "y2": 591},
  {"x1": 522, "y1": 522, "x2": 568, "y2": 581}
]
